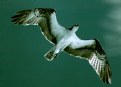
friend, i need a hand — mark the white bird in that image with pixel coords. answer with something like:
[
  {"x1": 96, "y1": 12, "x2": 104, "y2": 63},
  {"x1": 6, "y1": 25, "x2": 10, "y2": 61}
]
[{"x1": 11, "y1": 8, "x2": 112, "y2": 84}]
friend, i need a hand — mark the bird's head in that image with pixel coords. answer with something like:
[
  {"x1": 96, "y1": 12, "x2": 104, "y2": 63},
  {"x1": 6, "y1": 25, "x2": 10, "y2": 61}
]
[{"x1": 71, "y1": 24, "x2": 79, "y2": 32}]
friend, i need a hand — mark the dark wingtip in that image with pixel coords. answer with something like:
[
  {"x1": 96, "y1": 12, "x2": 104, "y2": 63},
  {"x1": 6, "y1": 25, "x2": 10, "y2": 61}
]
[
  {"x1": 11, "y1": 13, "x2": 25, "y2": 24},
  {"x1": 100, "y1": 62, "x2": 112, "y2": 84},
  {"x1": 11, "y1": 16, "x2": 18, "y2": 24}
]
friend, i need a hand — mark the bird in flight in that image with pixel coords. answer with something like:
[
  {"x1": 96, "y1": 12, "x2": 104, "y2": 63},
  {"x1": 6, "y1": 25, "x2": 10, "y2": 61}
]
[{"x1": 11, "y1": 8, "x2": 112, "y2": 84}]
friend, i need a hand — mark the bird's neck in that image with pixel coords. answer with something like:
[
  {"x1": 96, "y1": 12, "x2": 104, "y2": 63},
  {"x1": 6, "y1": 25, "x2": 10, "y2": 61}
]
[{"x1": 71, "y1": 27, "x2": 78, "y2": 33}]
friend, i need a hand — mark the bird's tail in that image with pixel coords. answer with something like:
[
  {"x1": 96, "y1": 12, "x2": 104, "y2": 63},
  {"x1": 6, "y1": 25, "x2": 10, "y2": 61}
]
[{"x1": 44, "y1": 49, "x2": 58, "y2": 61}]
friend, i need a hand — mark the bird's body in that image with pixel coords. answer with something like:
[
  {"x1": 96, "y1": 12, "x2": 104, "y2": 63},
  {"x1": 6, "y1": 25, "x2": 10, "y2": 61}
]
[{"x1": 11, "y1": 8, "x2": 112, "y2": 84}]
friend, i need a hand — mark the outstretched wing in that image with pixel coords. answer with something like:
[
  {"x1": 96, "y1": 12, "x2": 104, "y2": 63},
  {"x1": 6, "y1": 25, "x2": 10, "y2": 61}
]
[
  {"x1": 64, "y1": 39, "x2": 112, "y2": 84},
  {"x1": 11, "y1": 8, "x2": 66, "y2": 44}
]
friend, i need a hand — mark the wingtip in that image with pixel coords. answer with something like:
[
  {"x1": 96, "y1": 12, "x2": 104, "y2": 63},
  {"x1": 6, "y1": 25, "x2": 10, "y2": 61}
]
[
  {"x1": 11, "y1": 17, "x2": 19, "y2": 24},
  {"x1": 108, "y1": 78, "x2": 112, "y2": 84},
  {"x1": 100, "y1": 76, "x2": 112, "y2": 84},
  {"x1": 100, "y1": 63, "x2": 112, "y2": 84}
]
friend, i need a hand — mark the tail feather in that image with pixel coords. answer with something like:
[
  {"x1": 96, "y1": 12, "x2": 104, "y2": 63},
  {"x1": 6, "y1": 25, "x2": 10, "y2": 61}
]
[{"x1": 44, "y1": 50, "x2": 57, "y2": 61}]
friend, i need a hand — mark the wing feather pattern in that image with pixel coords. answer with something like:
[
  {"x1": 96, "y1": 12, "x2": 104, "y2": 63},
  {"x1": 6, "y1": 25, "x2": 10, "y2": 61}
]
[
  {"x1": 64, "y1": 39, "x2": 112, "y2": 84},
  {"x1": 11, "y1": 8, "x2": 58, "y2": 44}
]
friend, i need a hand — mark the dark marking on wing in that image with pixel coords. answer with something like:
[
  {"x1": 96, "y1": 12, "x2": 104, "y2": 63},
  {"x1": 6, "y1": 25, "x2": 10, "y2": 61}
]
[
  {"x1": 11, "y1": 8, "x2": 57, "y2": 44},
  {"x1": 64, "y1": 39, "x2": 112, "y2": 84}
]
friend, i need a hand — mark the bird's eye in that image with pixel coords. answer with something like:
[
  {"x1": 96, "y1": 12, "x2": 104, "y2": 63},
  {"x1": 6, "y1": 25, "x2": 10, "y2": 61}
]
[{"x1": 75, "y1": 24, "x2": 79, "y2": 26}]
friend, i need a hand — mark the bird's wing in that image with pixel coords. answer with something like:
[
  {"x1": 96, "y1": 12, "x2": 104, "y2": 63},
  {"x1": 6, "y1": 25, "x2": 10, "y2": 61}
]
[
  {"x1": 11, "y1": 8, "x2": 66, "y2": 44},
  {"x1": 64, "y1": 39, "x2": 112, "y2": 84}
]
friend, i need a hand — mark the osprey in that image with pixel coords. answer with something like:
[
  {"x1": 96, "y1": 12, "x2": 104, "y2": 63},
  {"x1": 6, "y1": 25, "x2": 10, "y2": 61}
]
[{"x1": 11, "y1": 8, "x2": 112, "y2": 84}]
